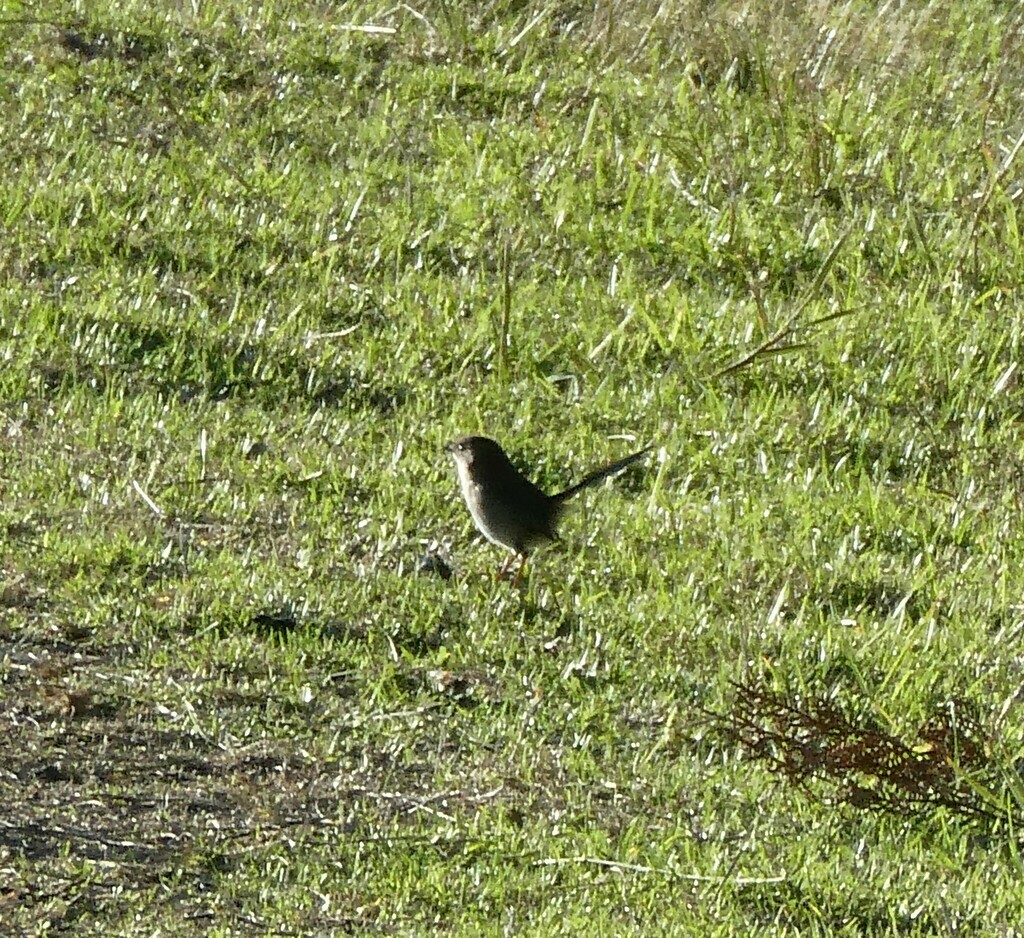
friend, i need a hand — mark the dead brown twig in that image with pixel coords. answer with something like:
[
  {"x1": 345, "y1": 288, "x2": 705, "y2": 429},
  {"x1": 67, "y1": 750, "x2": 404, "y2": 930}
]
[{"x1": 709, "y1": 680, "x2": 1016, "y2": 830}]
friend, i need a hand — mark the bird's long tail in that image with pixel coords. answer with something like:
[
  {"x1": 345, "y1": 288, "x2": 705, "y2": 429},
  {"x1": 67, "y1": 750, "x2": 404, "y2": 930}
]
[{"x1": 551, "y1": 446, "x2": 653, "y2": 504}]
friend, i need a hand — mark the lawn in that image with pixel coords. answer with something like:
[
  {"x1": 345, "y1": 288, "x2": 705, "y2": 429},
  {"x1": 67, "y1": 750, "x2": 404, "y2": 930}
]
[{"x1": 2, "y1": 1, "x2": 1024, "y2": 934}]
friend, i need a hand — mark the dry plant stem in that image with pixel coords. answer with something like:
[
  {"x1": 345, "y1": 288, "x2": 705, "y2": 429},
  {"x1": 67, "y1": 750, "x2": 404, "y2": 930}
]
[{"x1": 715, "y1": 230, "x2": 852, "y2": 378}]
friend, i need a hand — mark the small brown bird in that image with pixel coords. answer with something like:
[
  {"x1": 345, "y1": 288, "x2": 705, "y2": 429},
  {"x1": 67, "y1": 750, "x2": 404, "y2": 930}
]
[{"x1": 445, "y1": 435, "x2": 652, "y2": 581}]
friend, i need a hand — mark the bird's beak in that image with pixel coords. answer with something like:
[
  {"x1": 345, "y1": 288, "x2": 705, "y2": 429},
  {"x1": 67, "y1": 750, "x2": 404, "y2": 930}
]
[{"x1": 444, "y1": 441, "x2": 456, "y2": 454}]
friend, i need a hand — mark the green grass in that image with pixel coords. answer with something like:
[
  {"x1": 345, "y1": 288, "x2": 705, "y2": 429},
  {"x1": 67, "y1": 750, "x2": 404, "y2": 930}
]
[{"x1": 3, "y1": 0, "x2": 1024, "y2": 933}]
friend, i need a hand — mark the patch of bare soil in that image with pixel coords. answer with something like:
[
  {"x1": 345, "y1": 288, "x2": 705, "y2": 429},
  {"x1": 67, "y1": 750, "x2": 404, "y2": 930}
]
[{"x1": 0, "y1": 624, "x2": 378, "y2": 934}]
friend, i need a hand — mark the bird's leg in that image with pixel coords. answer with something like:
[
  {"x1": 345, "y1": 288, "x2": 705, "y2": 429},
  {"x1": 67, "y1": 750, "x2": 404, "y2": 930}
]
[
  {"x1": 511, "y1": 553, "x2": 528, "y2": 588},
  {"x1": 496, "y1": 552, "x2": 528, "y2": 585}
]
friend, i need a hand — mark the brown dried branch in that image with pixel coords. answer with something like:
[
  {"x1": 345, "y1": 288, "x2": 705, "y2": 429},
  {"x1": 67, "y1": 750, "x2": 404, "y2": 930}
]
[{"x1": 710, "y1": 680, "x2": 1016, "y2": 830}]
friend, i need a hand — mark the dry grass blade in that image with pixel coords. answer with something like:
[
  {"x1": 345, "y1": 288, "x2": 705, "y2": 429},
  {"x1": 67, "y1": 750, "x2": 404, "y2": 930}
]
[
  {"x1": 714, "y1": 232, "x2": 854, "y2": 379},
  {"x1": 713, "y1": 307, "x2": 859, "y2": 378}
]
